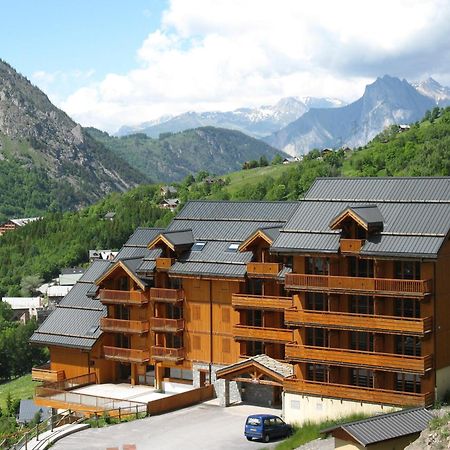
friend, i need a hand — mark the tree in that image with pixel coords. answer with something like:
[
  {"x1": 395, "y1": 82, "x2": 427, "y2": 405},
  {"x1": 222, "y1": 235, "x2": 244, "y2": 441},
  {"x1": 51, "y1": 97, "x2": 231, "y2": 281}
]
[
  {"x1": 271, "y1": 154, "x2": 283, "y2": 165},
  {"x1": 20, "y1": 275, "x2": 44, "y2": 297},
  {"x1": 259, "y1": 155, "x2": 269, "y2": 167}
]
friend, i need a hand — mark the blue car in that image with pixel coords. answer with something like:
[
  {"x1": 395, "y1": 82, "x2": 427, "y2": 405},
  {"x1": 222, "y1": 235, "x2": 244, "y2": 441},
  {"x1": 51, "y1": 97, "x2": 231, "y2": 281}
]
[{"x1": 244, "y1": 414, "x2": 293, "y2": 442}]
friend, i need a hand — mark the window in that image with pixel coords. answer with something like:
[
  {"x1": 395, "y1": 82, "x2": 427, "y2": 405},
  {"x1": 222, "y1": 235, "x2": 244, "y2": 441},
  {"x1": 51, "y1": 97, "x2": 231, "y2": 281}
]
[
  {"x1": 306, "y1": 364, "x2": 328, "y2": 382},
  {"x1": 306, "y1": 257, "x2": 329, "y2": 275},
  {"x1": 191, "y1": 242, "x2": 206, "y2": 252},
  {"x1": 306, "y1": 293, "x2": 327, "y2": 311},
  {"x1": 193, "y1": 335, "x2": 201, "y2": 350},
  {"x1": 222, "y1": 307, "x2": 230, "y2": 323},
  {"x1": 248, "y1": 279, "x2": 263, "y2": 295},
  {"x1": 226, "y1": 243, "x2": 239, "y2": 252},
  {"x1": 350, "y1": 368, "x2": 374, "y2": 387},
  {"x1": 222, "y1": 338, "x2": 231, "y2": 353},
  {"x1": 394, "y1": 261, "x2": 421, "y2": 280},
  {"x1": 394, "y1": 298, "x2": 420, "y2": 318},
  {"x1": 166, "y1": 303, "x2": 183, "y2": 319},
  {"x1": 396, "y1": 373, "x2": 421, "y2": 393},
  {"x1": 247, "y1": 309, "x2": 263, "y2": 327},
  {"x1": 306, "y1": 328, "x2": 328, "y2": 347},
  {"x1": 167, "y1": 333, "x2": 183, "y2": 348},
  {"x1": 350, "y1": 331, "x2": 374, "y2": 351},
  {"x1": 395, "y1": 335, "x2": 421, "y2": 356},
  {"x1": 247, "y1": 340, "x2": 264, "y2": 356},
  {"x1": 118, "y1": 276, "x2": 129, "y2": 291},
  {"x1": 348, "y1": 257, "x2": 374, "y2": 278},
  {"x1": 349, "y1": 296, "x2": 374, "y2": 314}
]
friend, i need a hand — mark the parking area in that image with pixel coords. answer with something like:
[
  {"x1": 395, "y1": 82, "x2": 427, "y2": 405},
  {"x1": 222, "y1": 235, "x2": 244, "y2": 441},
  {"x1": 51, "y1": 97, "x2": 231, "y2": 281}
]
[{"x1": 52, "y1": 400, "x2": 285, "y2": 450}]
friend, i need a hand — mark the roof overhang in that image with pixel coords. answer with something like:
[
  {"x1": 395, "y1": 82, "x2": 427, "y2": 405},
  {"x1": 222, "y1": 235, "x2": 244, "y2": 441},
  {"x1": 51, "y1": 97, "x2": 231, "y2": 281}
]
[
  {"x1": 330, "y1": 206, "x2": 383, "y2": 233},
  {"x1": 147, "y1": 234, "x2": 176, "y2": 251},
  {"x1": 240, "y1": 229, "x2": 274, "y2": 252},
  {"x1": 95, "y1": 260, "x2": 146, "y2": 290}
]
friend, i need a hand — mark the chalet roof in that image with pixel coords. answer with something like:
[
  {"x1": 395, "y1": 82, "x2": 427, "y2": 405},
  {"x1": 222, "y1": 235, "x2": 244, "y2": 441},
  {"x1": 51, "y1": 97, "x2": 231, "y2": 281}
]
[
  {"x1": 273, "y1": 178, "x2": 450, "y2": 258},
  {"x1": 8, "y1": 217, "x2": 41, "y2": 227},
  {"x1": 330, "y1": 205, "x2": 384, "y2": 231},
  {"x1": 123, "y1": 227, "x2": 165, "y2": 247},
  {"x1": 18, "y1": 400, "x2": 51, "y2": 424},
  {"x1": 162, "y1": 229, "x2": 195, "y2": 248},
  {"x1": 175, "y1": 200, "x2": 299, "y2": 222},
  {"x1": 169, "y1": 261, "x2": 247, "y2": 279},
  {"x1": 113, "y1": 246, "x2": 149, "y2": 261},
  {"x1": 104, "y1": 212, "x2": 116, "y2": 219},
  {"x1": 307, "y1": 177, "x2": 450, "y2": 203},
  {"x1": 136, "y1": 248, "x2": 163, "y2": 275},
  {"x1": 321, "y1": 407, "x2": 433, "y2": 447},
  {"x1": 78, "y1": 260, "x2": 112, "y2": 283}
]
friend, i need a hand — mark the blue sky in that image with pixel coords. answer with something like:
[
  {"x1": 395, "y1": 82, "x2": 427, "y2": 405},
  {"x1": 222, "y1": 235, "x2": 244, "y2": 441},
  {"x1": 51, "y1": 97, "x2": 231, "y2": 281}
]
[
  {"x1": 1, "y1": 0, "x2": 449, "y2": 132},
  {"x1": 0, "y1": 0, "x2": 167, "y2": 95}
]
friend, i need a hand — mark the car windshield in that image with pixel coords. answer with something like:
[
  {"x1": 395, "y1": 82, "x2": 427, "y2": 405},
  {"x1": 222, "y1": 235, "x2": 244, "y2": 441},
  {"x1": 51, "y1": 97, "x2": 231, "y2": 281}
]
[{"x1": 246, "y1": 417, "x2": 261, "y2": 426}]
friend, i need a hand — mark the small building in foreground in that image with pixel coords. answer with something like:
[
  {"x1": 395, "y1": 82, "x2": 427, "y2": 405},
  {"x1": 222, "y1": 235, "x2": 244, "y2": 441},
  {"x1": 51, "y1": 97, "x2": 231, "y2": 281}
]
[{"x1": 322, "y1": 408, "x2": 433, "y2": 449}]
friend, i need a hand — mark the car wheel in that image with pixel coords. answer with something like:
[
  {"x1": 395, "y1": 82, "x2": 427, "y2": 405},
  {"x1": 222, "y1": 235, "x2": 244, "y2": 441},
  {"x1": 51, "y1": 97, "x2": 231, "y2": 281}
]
[
  {"x1": 263, "y1": 434, "x2": 270, "y2": 443},
  {"x1": 246, "y1": 437, "x2": 252, "y2": 441}
]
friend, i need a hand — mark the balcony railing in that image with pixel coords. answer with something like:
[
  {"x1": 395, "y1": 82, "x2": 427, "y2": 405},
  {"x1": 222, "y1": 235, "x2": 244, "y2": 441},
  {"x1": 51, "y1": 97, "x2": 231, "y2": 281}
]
[
  {"x1": 151, "y1": 346, "x2": 185, "y2": 362},
  {"x1": 156, "y1": 258, "x2": 175, "y2": 270},
  {"x1": 150, "y1": 317, "x2": 184, "y2": 333},
  {"x1": 247, "y1": 262, "x2": 281, "y2": 278},
  {"x1": 233, "y1": 325, "x2": 294, "y2": 343},
  {"x1": 285, "y1": 309, "x2": 433, "y2": 335},
  {"x1": 150, "y1": 287, "x2": 184, "y2": 303},
  {"x1": 283, "y1": 378, "x2": 434, "y2": 407},
  {"x1": 100, "y1": 318, "x2": 149, "y2": 334},
  {"x1": 340, "y1": 239, "x2": 365, "y2": 253},
  {"x1": 232, "y1": 293, "x2": 292, "y2": 311},
  {"x1": 103, "y1": 346, "x2": 150, "y2": 363},
  {"x1": 285, "y1": 344, "x2": 433, "y2": 374},
  {"x1": 32, "y1": 364, "x2": 65, "y2": 383},
  {"x1": 99, "y1": 289, "x2": 148, "y2": 305},
  {"x1": 284, "y1": 274, "x2": 432, "y2": 297}
]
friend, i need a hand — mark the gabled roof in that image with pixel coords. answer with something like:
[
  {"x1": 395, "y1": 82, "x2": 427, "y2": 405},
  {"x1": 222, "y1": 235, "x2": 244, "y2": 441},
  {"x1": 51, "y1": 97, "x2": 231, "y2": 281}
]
[
  {"x1": 148, "y1": 229, "x2": 194, "y2": 251},
  {"x1": 329, "y1": 205, "x2": 384, "y2": 232},
  {"x1": 123, "y1": 227, "x2": 165, "y2": 247},
  {"x1": 240, "y1": 227, "x2": 281, "y2": 252},
  {"x1": 321, "y1": 407, "x2": 433, "y2": 447},
  {"x1": 95, "y1": 259, "x2": 147, "y2": 290}
]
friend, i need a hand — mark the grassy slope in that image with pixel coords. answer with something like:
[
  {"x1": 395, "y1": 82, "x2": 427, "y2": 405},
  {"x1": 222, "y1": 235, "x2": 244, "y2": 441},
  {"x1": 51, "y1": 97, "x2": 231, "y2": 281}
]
[{"x1": 0, "y1": 375, "x2": 38, "y2": 411}]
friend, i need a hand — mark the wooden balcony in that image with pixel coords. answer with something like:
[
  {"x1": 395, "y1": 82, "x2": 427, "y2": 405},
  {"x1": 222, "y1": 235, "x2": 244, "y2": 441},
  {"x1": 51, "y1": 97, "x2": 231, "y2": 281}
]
[
  {"x1": 284, "y1": 274, "x2": 432, "y2": 297},
  {"x1": 283, "y1": 378, "x2": 434, "y2": 407},
  {"x1": 232, "y1": 293, "x2": 292, "y2": 311},
  {"x1": 151, "y1": 346, "x2": 185, "y2": 362},
  {"x1": 32, "y1": 364, "x2": 65, "y2": 383},
  {"x1": 150, "y1": 287, "x2": 184, "y2": 303},
  {"x1": 100, "y1": 318, "x2": 149, "y2": 334},
  {"x1": 99, "y1": 289, "x2": 148, "y2": 306},
  {"x1": 340, "y1": 239, "x2": 364, "y2": 253},
  {"x1": 247, "y1": 262, "x2": 281, "y2": 278},
  {"x1": 150, "y1": 317, "x2": 184, "y2": 333},
  {"x1": 103, "y1": 346, "x2": 150, "y2": 363},
  {"x1": 285, "y1": 309, "x2": 433, "y2": 335},
  {"x1": 156, "y1": 257, "x2": 175, "y2": 270},
  {"x1": 233, "y1": 325, "x2": 294, "y2": 343},
  {"x1": 285, "y1": 344, "x2": 433, "y2": 374}
]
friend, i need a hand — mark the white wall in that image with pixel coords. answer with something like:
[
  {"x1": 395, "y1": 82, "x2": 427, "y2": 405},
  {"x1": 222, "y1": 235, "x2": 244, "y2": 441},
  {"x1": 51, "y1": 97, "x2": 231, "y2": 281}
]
[{"x1": 283, "y1": 392, "x2": 398, "y2": 425}]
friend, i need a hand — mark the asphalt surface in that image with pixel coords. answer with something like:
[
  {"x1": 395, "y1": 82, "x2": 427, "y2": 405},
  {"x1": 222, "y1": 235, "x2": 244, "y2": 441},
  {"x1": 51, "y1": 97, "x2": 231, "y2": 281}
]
[{"x1": 52, "y1": 401, "x2": 285, "y2": 450}]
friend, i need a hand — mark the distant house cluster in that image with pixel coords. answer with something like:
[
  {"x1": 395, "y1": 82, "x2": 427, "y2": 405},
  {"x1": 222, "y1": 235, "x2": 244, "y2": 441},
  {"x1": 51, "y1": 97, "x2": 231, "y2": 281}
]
[{"x1": 159, "y1": 185, "x2": 179, "y2": 212}]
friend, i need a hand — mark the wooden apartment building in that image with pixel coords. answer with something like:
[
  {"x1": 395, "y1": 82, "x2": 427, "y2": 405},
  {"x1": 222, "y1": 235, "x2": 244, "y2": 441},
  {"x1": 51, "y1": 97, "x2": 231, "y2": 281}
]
[{"x1": 31, "y1": 177, "x2": 450, "y2": 423}]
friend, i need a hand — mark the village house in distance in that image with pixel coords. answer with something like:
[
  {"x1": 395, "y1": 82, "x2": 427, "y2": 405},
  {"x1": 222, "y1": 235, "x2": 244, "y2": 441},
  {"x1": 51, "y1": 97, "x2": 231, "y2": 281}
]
[{"x1": 30, "y1": 177, "x2": 450, "y2": 423}]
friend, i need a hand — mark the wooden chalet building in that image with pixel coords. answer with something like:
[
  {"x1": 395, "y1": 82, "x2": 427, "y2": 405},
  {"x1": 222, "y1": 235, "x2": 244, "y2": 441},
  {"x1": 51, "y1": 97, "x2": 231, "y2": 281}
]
[{"x1": 31, "y1": 177, "x2": 450, "y2": 423}]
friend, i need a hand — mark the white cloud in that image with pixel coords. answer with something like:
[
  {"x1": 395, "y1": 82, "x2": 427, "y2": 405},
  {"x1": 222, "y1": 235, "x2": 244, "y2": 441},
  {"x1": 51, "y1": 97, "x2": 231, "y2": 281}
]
[{"x1": 59, "y1": 0, "x2": 450, "y2": 132}]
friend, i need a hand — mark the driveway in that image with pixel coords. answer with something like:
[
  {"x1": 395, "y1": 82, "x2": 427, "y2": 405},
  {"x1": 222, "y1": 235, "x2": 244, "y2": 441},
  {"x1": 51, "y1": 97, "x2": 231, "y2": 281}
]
[{"x1": 52, "y1": 400, "x2": 286, "y2": 450}]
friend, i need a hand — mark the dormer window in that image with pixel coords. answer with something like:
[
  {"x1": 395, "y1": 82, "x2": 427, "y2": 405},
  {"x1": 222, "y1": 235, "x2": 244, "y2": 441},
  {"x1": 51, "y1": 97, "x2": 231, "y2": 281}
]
[
  {"x1": 191, "y1": 242, "x2": 206, "y2": 252},
  {"x1": 330, "y1": 205, "x2": 384, "y2": 239}
]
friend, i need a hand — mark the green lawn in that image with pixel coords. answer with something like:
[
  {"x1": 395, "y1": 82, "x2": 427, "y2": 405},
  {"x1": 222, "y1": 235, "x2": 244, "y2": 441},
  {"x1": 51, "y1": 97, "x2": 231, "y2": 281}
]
[
  {"x1": 223, "y1": 162, "x2": 301, "y2": 196},
  {"x1": 0, "y1": 374, "x2": 39, "y2": 411}
]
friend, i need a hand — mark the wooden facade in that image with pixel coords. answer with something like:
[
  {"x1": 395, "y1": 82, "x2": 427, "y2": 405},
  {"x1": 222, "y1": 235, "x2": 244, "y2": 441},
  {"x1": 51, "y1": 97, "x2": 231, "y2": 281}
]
[{"x1": 32, "y1": 179, "x2": 450, "y2": 413}]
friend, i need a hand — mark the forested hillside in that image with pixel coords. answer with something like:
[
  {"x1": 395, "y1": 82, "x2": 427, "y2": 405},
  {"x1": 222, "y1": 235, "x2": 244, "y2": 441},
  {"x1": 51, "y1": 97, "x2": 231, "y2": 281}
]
[{"x1": 0, "y1": 107, "x2": 448, "y2": 296}]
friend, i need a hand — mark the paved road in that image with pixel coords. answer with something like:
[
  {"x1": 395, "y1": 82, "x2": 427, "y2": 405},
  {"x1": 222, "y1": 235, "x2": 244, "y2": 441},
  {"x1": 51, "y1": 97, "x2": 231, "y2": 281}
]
[{"x1": 52, "y1": 402, "x2": 285, "y2": 450}]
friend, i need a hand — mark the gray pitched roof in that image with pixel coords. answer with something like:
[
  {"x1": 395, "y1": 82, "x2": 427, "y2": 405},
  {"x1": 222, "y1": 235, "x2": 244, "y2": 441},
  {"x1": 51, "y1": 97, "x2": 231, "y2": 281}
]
[
  {"x1": 169, "y1": 261, "x2": 247, "y2": 279},
  {"x1": 58, "y1": 283, "x2": 103, "y2": 310},
  {"x1": 78, "y1": 260, "x2": 111, "y2": 283},
  {"x1": 274, "y1": 178, "x2": 450, "y2": 258},
  {"x1": 307, "y1": 177, "x2": 450, "y2": 203},
  {"x1": 180, "y1": 241, "x2": 253, "y2": 264},
  {"x1": 162, "y1": 229, "x2": 195, "y2": 248},
  {"x1": 331, "y1": 205, "x2": 384, "y2": 231},
  {"x1": 176, "y1": 200, "x2": 299, "y2": 222},
  {"x1": 114, "y1": 246, "x2": 148, "y2": 261},
  {"x1": 322, "y1": 407, "x2": 433, "y2": 446},
  {"x1": 18, "y1": 400, "x2": 51, "y2": 424},
  {"x1": 123, "y1": 227, "x2": 165, "y2": 247}
]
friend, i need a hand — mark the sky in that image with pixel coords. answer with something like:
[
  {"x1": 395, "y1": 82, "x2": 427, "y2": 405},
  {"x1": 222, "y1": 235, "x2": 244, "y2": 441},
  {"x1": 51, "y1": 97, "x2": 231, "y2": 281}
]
[{"x1": 1, "y1": 0, "x2": 450, "y2": 132}]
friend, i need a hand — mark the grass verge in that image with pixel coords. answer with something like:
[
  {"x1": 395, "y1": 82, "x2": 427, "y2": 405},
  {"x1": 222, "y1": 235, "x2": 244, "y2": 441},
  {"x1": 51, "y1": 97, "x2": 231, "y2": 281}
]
[
  {"x1": 275, "y1": 413, "x2": 369, "y2": 450},
  {"x1": 0, "y1": 374, "x2": 39, "y2": 411}
]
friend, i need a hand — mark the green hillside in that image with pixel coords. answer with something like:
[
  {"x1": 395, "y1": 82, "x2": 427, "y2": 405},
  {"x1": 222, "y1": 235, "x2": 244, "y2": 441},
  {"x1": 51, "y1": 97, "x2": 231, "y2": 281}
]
[{"x1": 87, "y1": 126, "x2": 285, "y2": 182}]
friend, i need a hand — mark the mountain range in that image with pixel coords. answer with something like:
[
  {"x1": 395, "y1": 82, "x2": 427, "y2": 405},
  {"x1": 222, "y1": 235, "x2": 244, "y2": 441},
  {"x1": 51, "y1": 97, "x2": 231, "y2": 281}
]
[
  {"x1": 115, "y1": 96, "x2": 346, "y2": 139},
  {"x1": 265, "y1": 75, "x2": 438, "y2": 155}
]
